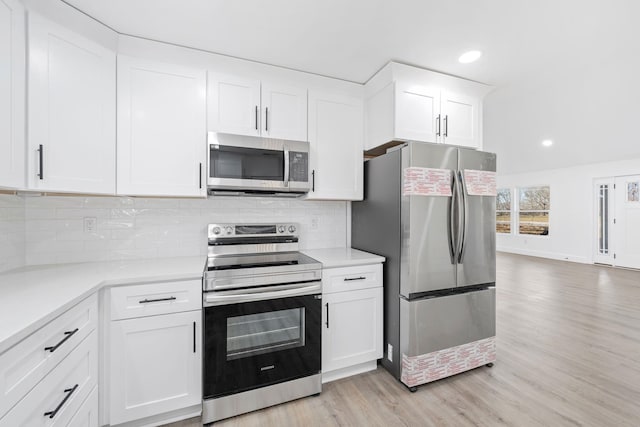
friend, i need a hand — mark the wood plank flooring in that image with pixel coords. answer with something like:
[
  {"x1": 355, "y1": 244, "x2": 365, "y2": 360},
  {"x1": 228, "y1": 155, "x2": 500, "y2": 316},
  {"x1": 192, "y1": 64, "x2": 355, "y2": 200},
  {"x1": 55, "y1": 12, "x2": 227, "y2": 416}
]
[{"x1": 168, "y1": 253, "x2": 640, "y2": 426}]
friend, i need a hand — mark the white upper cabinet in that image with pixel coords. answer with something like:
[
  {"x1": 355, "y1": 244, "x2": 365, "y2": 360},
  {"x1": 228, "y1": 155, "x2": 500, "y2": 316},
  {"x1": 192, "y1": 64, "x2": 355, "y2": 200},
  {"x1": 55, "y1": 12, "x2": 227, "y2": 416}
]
[
  {"x1": 27, "y1": 14, "x2": 116, "y2": 194},
  {"x1": 208, "y1": 73, "x2": 261, "y2": 137},
  {"x1": 440, "y1": 90, "x2": 479, "y2": 148},
  {"x1": 208, "y1": 73, "x2": 307, "y2": 141},
  {"x1": 0, "y1": 0, "x2": 25, "y2": 190},
  {"x1": 365, "y1": 62, "x2": 490, "y2": 152},
  {"x1": 307, "y1": 91, "x2": 363, "y2": 201},
  {"x1": 117, "y1": 56, "x2": 207, "y2": 197},
  {"x1": 261, "y1": 83, "x2": 307, "y2": 141},
  {"x1": 395, "y1": 82, "x2": 441, "y2": 144},
  {"x1": 27, "y1": 12, "x2": 116, "y2": 194}
]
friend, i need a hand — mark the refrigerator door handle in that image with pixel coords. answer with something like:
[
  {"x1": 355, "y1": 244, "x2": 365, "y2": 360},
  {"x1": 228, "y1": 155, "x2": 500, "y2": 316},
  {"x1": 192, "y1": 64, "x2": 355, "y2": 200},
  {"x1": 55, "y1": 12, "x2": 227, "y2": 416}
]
[
  {"x1": 448, "y1": 171, "x2": 458, "y2": 263},
  {"x1": 457, "y1": 170, "x2": 469, "y2": 263}
]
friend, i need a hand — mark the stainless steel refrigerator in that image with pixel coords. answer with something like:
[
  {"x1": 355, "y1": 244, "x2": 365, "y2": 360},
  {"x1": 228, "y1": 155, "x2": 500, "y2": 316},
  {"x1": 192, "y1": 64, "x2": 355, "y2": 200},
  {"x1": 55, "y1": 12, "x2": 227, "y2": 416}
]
[{"x1": 352, "y1": 142, "x2": 496, "y2": 390}]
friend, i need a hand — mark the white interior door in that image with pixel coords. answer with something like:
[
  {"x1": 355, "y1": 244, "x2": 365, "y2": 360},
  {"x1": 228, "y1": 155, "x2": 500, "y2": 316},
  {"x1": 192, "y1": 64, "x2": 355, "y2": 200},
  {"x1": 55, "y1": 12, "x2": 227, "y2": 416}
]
[
  {"x1": 593, "y1": 178, "x2": 614, "y2": 265},
  {"x1": 613, "y1": 175, "x2": 640, "y2": 269}
]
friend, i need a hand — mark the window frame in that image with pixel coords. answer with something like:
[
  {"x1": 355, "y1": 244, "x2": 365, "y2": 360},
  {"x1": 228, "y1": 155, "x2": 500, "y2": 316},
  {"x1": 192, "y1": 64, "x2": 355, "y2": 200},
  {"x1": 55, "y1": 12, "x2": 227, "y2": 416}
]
[
  {"x1": 496, "y1": 187, "x2": 512, "y2": 234},
  {"x1": 516, "y1": 186, "x2": 550, "y2": 237}
]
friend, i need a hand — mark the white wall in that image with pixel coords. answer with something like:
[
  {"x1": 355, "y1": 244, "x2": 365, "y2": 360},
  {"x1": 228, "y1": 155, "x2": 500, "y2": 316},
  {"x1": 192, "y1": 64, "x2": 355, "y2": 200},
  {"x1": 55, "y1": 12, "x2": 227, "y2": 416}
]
[
  {"x1": 496, "y1": 157, "x2": 640, "y2": 263},
  {"x1": 0, "y1": 193, "x2": 25, "y2": 272},
  {"x1": 23, "y1": 196, "x2": 348, "y2": 265}
]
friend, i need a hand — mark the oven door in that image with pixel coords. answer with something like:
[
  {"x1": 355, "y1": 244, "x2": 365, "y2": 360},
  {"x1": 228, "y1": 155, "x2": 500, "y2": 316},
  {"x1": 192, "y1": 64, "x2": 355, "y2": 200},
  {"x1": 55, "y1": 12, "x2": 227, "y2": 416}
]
[{"x1": 203, "y1": 293, "x2": 321, "y2": 399}]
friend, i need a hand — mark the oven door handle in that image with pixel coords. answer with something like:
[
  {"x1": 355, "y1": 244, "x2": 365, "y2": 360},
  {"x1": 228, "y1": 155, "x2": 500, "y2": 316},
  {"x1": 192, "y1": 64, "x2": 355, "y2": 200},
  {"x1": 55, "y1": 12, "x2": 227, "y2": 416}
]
[{"x1": 203, "y1": 282, "x2": 321, "y2": 306}]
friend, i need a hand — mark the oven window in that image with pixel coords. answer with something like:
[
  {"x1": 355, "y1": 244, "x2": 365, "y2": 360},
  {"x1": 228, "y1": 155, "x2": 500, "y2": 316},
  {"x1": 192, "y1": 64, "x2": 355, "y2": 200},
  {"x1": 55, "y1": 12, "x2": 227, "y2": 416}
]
[
  {"x1": 227, "y1": 308, "x2": 305, "y2": 360},
  {"x1": 210, "y1": 146, "x2": 284, "y2": 181}
]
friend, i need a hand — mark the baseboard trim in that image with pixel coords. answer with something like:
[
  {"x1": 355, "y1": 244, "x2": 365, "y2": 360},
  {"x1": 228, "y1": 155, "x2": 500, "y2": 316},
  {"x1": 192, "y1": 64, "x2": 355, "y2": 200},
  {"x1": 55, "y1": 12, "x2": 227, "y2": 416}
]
[
  {"x1": 322, "y1": 360, "x2": 378, "y2": 384},
  {"x1": 497, "y1": 248, "x2": 590, "y2": 264}
]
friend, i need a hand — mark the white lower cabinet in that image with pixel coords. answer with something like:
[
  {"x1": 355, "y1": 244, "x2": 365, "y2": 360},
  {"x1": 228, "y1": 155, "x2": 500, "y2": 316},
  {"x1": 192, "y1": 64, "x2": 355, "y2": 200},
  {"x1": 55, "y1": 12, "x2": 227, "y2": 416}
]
[
  {"x1": 0, "y1": 331, "x2": 98, "y2": 427},
  {"x1": 108, "y1": 285, "x2": 202, "y2": 426},
  {"x1": 321, "y1": 264, "x2": 383, "y2": 382},
  {"x1": 67, "y1": 387, "x2": 98, "y2": 427}
]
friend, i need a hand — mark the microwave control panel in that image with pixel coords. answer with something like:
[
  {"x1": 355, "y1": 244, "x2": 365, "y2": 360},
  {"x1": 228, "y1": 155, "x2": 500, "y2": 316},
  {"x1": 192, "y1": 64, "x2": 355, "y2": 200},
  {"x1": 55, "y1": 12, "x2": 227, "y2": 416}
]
[{"x1": 289, "y1": 152, "x2": 308, "y2": 182}]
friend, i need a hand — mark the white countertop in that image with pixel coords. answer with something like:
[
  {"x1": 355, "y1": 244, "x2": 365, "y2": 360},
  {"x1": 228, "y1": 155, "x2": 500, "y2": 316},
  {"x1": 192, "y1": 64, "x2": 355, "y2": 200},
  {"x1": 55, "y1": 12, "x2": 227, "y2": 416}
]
[
  {"x1": 0, "y1": 256, "x2": 206, "y2": 354},
  {"x1": 0, "y1": 248, "x2": 383, "y2": 354},
  {"x1": 302, "y1": 247, "x2": 385, "y2": 268}
]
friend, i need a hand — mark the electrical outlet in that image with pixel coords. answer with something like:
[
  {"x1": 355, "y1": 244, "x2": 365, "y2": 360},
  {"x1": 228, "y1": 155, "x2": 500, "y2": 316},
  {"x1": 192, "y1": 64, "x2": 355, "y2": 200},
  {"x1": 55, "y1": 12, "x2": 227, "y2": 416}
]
[
  {"x1": 311, "y1": 217, "x2": 319, "y2": 230},
  {"x1": 387, "y1": 344, "x2": 393, "y2": 362},
  {"x1": 84, "y1": 217, "x2": 97, "y2": 233}
]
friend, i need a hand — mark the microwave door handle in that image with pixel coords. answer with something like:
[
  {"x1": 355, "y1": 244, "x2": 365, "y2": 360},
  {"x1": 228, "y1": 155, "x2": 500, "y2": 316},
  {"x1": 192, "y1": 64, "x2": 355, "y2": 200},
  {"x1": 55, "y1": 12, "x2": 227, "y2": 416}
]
[{"x1": 284, "y1": 150, "x2": 290, "y2": 186}]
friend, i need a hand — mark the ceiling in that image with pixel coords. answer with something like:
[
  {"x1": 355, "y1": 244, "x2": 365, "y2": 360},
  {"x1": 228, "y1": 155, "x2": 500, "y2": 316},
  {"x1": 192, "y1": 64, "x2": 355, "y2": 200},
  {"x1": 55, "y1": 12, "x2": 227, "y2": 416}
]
[{"x1": 63, "y1": 0, "x2": 639, "y2": 87}]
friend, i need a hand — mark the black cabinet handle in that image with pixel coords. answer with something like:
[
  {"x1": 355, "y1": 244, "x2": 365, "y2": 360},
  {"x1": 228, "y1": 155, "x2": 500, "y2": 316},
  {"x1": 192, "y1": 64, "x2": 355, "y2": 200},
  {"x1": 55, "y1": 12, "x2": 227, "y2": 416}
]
[
  {"x1": 255, "y1": 105, "x2": 258, "y2": 130},
  {"x1": 139, "y1": 296, "x2": 176, "y2": 304},
  {"x1": 311, "y1": 170, "x2": 315, "y2": 192},
  {"x1": 38, "y1": 144, "x2": 44, "y2": 180},
  {"x1": 444, "y1": 115, "x2": 449, "y2": 137},
  {"x1": 199, "y1": 163, "x2": 203, "y2": 189},
  {"x1": 193, "y1": 321, "x2": 196, "y2": 353},
  {"x1": 325, "y1": 302, "x2": 329, "y2": 328},
  {"x1": 265, "y1": 107, "x2": 269, "y2": 132},
  {"x1": 344, "y1": 276, "x2": 366, "y2": 282},
  {"x1": 44, "y1": 328, "x2": 79, "y2": 353},
  {"x1": 44, "y1": 384, "x2": 78, "y2": 419}
]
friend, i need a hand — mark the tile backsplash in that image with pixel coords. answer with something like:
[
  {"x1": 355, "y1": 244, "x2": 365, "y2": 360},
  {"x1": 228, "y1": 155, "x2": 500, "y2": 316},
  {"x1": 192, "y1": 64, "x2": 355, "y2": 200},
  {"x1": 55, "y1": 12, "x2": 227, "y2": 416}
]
[
  {"x1": 0, "y1": 194, "x2": 25, "y2": 272},
  {"x1": 22, "y1": 196, "x2": 348, "y2": 265}
]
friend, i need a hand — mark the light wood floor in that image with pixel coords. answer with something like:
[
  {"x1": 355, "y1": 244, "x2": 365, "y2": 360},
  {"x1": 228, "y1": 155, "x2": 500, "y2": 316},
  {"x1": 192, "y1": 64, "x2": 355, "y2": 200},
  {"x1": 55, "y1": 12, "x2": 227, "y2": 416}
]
[{"x1": 169, "y1": 253, "x2": 640, "y2": 426}]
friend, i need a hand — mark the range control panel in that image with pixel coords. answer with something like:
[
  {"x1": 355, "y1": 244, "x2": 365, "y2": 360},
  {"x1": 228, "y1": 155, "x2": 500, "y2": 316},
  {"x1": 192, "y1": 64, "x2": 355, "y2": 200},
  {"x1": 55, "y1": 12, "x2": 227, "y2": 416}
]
[{"x1": 208, "y1": 223, "x2": 298, "y2": 239}]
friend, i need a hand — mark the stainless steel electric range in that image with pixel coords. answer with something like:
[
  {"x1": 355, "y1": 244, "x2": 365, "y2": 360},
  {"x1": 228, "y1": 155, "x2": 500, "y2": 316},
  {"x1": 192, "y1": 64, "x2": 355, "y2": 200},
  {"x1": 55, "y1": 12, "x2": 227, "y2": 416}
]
[{"x1": 202, "y1": 223, "x2": 322, "y2": 424}]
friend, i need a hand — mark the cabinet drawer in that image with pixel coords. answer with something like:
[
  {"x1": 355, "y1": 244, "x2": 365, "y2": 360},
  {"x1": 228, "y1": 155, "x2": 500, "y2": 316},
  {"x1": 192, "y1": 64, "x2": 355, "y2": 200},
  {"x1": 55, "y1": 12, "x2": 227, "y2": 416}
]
[
  {"x1": 322, "y1": 264, "x2": 382, "y2": 294},
  {"x1": 0, "y1": 294, "x2": 97, "y2": 418},
  {"x1": 67, "y1": 386, "x2": 98, "y2": 427},
  {"x1": 0, "y1": 331, "x2": 98, "y2": 427},
  {"x1": 110, "y1": 279, "x2": 202, "y2": 320}
]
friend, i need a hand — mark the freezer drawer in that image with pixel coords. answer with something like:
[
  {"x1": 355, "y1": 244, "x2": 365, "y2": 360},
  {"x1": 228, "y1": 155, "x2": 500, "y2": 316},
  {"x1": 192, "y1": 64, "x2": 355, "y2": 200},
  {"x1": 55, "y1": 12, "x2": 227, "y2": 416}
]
[{"x1": 400, "y1": 287, "x2": 495, "y2": 357}]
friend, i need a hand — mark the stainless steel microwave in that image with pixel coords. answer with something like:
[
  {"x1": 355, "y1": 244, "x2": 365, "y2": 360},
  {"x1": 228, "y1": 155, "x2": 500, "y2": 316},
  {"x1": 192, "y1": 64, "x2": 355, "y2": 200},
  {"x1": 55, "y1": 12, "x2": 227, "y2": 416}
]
[{"x1": 207, "y1": 132, "x2": 310, "y2": 196}]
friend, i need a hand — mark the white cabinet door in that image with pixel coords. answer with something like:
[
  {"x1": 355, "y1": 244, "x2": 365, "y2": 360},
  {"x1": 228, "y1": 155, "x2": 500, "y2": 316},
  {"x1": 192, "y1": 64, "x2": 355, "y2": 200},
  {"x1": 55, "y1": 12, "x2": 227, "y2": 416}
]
[
  {"x1": 395, "y1": 81, "x2": 441, "y2": 144},
  {"x1": 117, "y1": 56, "x2": 206, "y2": 197},
  {"x1": 307, "y1": 91, "x2": 363, "y2": 200},
  {"x1": 208, "y1": 72, "x2": 260, "y2": 137},
  {"x1": 441, "y1": 91, "x2": 480, "y2": 148},
  {"x1": 28, "y1": 13, "x2": 116, "y2": 194},
  {"x1": 322, "y1": 287, "x2": 383, "y2": 373},
  {"x1": 0, "y1": 0, "x2": 25, "y2": 190},
  {"x1": 262, "y1": 83, "x2": 307, "y2": 141},
  {"x1": 109, "y1": 310, "x2": 202, "y2": 425}
]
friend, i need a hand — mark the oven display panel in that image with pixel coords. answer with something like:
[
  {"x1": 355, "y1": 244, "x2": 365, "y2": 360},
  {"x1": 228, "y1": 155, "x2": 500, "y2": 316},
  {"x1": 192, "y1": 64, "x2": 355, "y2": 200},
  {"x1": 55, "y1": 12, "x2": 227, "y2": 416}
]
[{"x1": 235, "y1": 225, "x2": 277, "y2": 235}]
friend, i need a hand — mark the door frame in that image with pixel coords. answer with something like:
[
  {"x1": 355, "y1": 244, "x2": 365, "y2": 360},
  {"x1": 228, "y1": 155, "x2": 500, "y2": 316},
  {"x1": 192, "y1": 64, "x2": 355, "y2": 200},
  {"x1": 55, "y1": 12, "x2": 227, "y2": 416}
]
[{"x1": 592, "y1": 177, "x2": 614, "y2": 265}]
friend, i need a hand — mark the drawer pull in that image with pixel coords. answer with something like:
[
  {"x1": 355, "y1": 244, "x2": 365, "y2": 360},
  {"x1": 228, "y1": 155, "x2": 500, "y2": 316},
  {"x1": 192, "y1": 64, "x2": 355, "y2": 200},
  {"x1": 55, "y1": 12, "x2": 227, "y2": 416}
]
[
  {"x1": 44, "y1": 384, "x2": 78, "y2": 419},
  {"x1": 139, "y1": 296, "x2": 177, "y2": 304},
  {"x1": 44, "y1": 328, "x2": 79, "y2": 353},
  {"x1": 344, "y1": 276, "x2": 366, "y2": 281}
]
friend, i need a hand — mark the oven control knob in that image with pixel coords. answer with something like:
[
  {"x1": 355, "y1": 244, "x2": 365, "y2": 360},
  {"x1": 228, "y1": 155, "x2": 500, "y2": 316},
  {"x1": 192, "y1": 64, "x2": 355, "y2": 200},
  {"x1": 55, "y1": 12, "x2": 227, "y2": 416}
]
[
  {"x1": 212, "y1": 227, "x2": 221, "y2": 235},
  {"x1": 278, "y1": 225, "x2": 286, "y2": 233},
  {"x1": 288, "y1": 225, "x2": 296, "y2": 233},
  {"x1": 225, "y1": 226, "x2": 233, "y2": 235}
]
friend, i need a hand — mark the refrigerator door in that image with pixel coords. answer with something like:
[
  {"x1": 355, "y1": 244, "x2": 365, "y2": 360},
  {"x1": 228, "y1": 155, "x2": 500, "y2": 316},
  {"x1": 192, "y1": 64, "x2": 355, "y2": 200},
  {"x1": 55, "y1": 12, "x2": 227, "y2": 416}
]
[
  {"x1": 401, "y1": 142, "x2": 458, "y2": 298},
  {"x1": 400, "y1": 287, "x2": 496, "y2": 357},
  {"x1": 456, "y1": 148, "x2": 497, "y2": 287}
]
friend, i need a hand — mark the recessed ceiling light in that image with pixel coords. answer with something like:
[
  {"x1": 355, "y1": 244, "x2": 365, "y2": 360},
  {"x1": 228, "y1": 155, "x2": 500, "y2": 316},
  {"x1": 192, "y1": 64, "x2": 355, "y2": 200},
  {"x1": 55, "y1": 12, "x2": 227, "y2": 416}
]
[
  {"x1": 458, "y1": 50, "x2": 482, "y2": 64},
  {"x1": 542, "y1": 139, "x2": 553, "y2": 147}
]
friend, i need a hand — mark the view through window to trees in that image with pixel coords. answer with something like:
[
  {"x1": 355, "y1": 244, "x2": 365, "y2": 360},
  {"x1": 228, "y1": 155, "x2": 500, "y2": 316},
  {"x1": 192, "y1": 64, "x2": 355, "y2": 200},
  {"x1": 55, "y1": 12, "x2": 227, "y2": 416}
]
[
  {"x1": 518, "y1": 186, "x2": 550, "y2": 235},
  {"x1": 496, "y1": 188, "x2": 511, "y2": 233}
]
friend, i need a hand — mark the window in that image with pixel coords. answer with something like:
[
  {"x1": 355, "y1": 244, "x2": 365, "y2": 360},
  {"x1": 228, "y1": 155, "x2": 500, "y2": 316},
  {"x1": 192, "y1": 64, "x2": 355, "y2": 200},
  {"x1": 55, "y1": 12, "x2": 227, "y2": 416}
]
[
  {"x1": 518, "y1": 186, "x2": 550, "y2": 236},
  {"x1": 496, "y1": 188, "x2": 512, "y2": 233}
]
